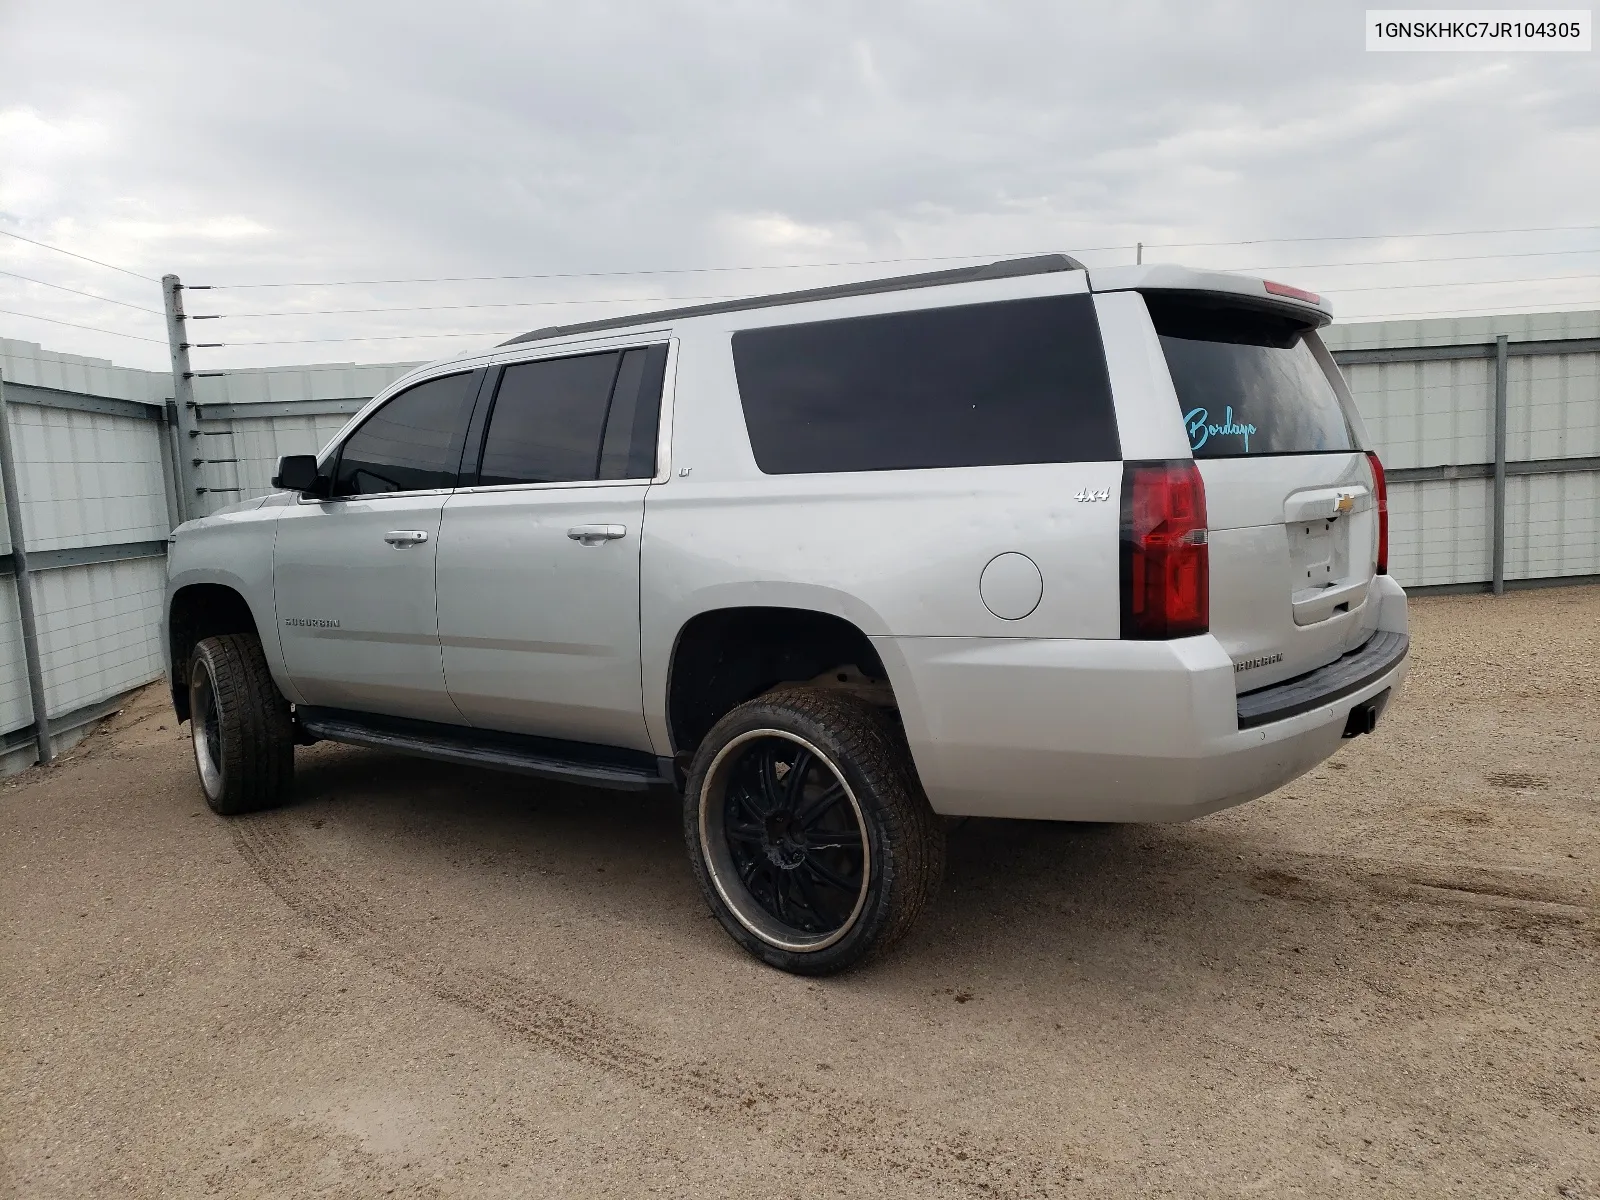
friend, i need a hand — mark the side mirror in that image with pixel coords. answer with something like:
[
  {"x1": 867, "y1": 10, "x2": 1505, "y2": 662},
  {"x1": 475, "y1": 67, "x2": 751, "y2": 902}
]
[{"x1": 272, "y1": 454, "x2": 325, "y2": 495}]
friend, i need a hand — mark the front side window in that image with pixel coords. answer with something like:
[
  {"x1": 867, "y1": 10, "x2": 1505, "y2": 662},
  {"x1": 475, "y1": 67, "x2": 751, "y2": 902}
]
[
  {"x1": 331, "y1": 372, "x2": 477, "y2": 497},
  {"x1": 731, "y1": 294, "x2": 1119, "y2": 475},
  {"x1": 475, "y1": 344, "x2": 667, "y2": 487}
]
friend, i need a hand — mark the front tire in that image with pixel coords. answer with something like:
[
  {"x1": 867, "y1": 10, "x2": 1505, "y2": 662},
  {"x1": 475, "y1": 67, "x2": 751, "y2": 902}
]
[
  {"x1": 683, "y1": 689, "x2": 944, "y2": 975},
  {"x1": 188, "y1": 634, "x2": 294, "y2": 815}
]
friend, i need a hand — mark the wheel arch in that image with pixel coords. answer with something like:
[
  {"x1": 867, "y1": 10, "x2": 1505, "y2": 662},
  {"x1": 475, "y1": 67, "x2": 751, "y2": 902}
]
[
  {"x1": 166, "y1": 577, "x2": 270, "y2": 721},
  {"x1": 663, "y1": 603, "x2": 896, "y2": 758}
]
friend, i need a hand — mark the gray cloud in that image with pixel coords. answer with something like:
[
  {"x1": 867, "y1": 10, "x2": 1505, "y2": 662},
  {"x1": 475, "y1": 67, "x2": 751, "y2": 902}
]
[{"x1": 2, "y1": 0, "x2": 1597, "y2": 370}]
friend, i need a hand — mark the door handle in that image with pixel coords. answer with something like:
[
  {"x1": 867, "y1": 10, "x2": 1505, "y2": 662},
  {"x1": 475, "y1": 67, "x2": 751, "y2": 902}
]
[
  {"x1": 567, "y1": 524, "x2": 627, "y2": 545},
  {"x1": 384, "y1": 530, "x2": 429, "y2": 547}
]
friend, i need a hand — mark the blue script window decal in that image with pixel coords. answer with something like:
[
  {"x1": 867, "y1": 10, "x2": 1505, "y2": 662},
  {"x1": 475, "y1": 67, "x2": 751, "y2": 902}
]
[
  {"x1": 1154, "y1": 317, "x2": 1356, "y2": 459},
  {"x1": 1185, "y1": 406, "x2": 1258, "y2": 453}
]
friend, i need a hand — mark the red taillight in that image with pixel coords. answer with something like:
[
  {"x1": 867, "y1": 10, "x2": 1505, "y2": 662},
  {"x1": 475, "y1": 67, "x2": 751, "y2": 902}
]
[
  {"x1": 1120, "y1": 460, "x2": 1209, "y2": 639},
  {"x1": 1366, "y1": 450, "x2": 1389, "y2": 575},
  {"x1": 1264, "y1": 280, "x2": 1321, "y2": 305}
]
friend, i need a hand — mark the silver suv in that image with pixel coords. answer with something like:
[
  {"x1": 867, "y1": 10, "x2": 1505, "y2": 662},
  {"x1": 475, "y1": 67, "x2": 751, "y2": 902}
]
[{"x1": 165, "y1": 254, "x2": 1409, "y2": 973}]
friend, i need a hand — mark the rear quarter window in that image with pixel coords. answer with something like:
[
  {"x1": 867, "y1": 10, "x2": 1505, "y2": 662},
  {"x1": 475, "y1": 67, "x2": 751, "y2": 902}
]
[
  {"x1": 1146, "y1": 293, "x2": 1355, "y2": 458},
  {"x1": 732, "y1": 293, "x2": 1119, "y2": 474}
]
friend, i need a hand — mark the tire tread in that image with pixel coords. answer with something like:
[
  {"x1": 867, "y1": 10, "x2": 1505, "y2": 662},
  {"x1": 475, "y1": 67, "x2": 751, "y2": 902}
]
[{"x1": 192, "y1": 633, "x2": 293, "y2": 815}]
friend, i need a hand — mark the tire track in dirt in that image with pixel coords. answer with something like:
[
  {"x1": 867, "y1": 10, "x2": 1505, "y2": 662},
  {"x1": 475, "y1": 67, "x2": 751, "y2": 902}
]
[
  {"x1": 1246, "y1": 851, "x2": 1597, "y2": 943},
  {"x1": 231, "y1": 812, "x2": 1085, "y2": 1198}
]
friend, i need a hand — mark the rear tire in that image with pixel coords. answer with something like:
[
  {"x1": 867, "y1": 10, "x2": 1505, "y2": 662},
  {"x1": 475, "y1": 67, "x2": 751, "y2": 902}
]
[
  {"x1": 683, "y1": 688, "x2": 944, "y2": 975},
  {"x1": 188, "y1": 634, "x2": 294, "y2": 815}
]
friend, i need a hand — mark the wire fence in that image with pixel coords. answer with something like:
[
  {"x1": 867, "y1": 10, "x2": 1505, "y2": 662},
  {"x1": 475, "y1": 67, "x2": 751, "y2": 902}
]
[
  {"x1": 7, "y1": 221, "x2": 1600, "y2": 366},
  {"x1": 0, "y1": 227, "x2": 1597, "y2": 769}
]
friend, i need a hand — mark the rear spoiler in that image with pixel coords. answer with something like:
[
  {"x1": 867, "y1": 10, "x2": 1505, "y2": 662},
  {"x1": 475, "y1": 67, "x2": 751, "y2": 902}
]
[{"x1": 1087, "y1": 264, "x2": 1334, "y2": 327}]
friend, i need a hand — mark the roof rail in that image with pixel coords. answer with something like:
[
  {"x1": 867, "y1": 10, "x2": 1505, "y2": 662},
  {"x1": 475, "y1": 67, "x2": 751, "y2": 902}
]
[{"x1": 500, "y1": 252, "x2": 1086, "y2": 346}]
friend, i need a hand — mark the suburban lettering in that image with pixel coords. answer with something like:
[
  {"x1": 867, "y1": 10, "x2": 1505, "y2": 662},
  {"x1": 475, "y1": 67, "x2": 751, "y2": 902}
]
[{"x1": 1234, "y1": 652, "x2": 1284, "y2": 673}]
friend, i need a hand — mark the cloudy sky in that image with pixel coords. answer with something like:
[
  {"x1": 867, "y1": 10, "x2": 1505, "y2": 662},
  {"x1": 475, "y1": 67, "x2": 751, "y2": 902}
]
[{"x1": 2, "y1": 0, "x2": 1597, "y2": 371}]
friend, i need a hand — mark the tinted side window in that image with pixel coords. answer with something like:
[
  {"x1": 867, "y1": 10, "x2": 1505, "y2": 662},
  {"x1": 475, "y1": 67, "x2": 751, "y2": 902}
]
[
  {"x1": 332, "y1": 372, "x2": 476, "y2": 497},
  {"x1": 597, "y1": 344, "x2": 668, "y2": 480},
  {"x1": 478, "y1": 352, "x2": 621, "y2": 487},
  {"x1": 474, "y1": 344, "x2": 669, "y2": 486},
  {"x1": 732, "y1": 294, "x2": 1118, "y2": 474}
]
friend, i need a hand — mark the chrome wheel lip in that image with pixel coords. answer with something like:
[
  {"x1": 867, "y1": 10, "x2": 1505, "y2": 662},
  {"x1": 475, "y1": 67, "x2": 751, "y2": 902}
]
[
  {"x1": 190, "y1": 658, "x2": 223, "y2": 800},
  {"x1": 698, "y1": 728, "x2": 872, "y2": 954}
]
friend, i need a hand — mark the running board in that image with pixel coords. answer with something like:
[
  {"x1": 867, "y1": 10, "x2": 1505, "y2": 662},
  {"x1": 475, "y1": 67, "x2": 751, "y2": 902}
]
[{"x1": 296, "y1": 707, "x2": 670, "y2": 792}]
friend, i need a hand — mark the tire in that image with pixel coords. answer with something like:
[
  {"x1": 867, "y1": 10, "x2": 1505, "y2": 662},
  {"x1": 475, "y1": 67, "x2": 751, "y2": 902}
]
[
  {"x1": 188, "y1": 633, "x2": 295, "y2": 816},
  {"x1": 683, "y1": 688, "x2": 944, "y2": 975}
]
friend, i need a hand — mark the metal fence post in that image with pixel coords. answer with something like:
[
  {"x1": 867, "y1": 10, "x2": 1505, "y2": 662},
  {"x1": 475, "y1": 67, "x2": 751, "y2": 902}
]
[
  {"x1": 161, "y1": 275, "x2": 202, "y2": 518},
  {"x1": 1492, "y1": 333, "x2": 1508, "y2": 595},
  {"x1": 0, "y1": 370, "x2": 55, "y2": 765},
  {"x1": 155, "y1": 399, "x2": 184, "y2": 530}
]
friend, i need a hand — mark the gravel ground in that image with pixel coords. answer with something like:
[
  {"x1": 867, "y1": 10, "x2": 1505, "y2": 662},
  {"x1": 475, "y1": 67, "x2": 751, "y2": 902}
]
[{"x1": 2, "y1": 589, "x2": 1596, "y2": 1199}]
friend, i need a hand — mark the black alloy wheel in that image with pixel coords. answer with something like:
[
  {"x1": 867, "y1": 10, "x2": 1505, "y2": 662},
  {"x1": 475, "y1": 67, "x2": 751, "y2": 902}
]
[
  {"x1": 705, "y1": 729, "x2": 870, "y2": 950},
  {"x1": 684, "y1": 688, "x2": 944, "y2": 974}
]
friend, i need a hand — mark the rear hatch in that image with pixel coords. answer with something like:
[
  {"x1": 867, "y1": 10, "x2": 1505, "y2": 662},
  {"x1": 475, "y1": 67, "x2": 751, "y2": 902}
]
[{"x1": 1145, "y1": 291, "x2": 1380, "y2": 692}]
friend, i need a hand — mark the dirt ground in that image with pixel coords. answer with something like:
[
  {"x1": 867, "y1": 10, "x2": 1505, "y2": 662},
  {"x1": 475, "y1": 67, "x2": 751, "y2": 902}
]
[{"x1": 2, "y1": 589, "x2": 1596, "y2": 1199}]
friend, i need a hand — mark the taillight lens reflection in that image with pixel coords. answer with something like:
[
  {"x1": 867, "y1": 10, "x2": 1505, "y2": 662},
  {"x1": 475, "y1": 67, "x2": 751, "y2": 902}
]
[
  {"x1": 1120, "y1": 460, "x2": 1209, "y2": 639},
  {"x1": 1365, "y1": 450, "x2": 1389, "y2": 575}
]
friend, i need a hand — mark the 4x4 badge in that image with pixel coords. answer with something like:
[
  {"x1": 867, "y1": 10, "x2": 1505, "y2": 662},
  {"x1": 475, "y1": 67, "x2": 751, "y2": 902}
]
[{"x1": 1075, "y1": 488, "x2": 1110, "y2": 502}]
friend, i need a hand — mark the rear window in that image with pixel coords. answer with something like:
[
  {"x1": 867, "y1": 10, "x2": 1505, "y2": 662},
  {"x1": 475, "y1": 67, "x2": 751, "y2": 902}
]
[
  {"x1": 473, "y1": 344, "x2": 667, "y2": 487},
  {"x1": 1147, "y1": 293, "x2": 1355, "y2": 458},
  {"x1": 732, "y1": 294, "x2": 1118, "y2": 474}
]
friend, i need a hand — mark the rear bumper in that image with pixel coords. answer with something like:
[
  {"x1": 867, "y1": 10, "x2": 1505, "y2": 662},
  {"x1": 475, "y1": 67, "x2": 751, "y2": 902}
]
[
  {"x1": 875, "y1": 576, "x2": 1409, "y2": 822},
  {"x1": 1236, "y1": 629, "x2": 1409, "y2": 729}
]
